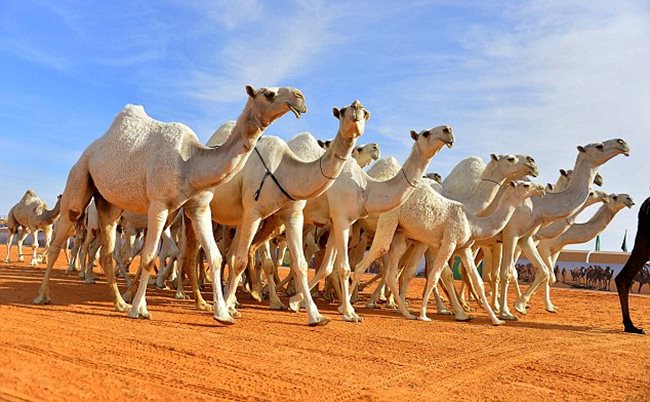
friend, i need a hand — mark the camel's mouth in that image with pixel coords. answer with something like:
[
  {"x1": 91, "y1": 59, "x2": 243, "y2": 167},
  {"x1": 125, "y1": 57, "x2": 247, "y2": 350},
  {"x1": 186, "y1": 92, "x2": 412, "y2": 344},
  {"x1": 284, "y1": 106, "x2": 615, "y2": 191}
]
[
  {"x1": 287, "y1": 103, "x2": 304, "y2": 119},
  {"x1": 444, "y1": 139, "x2": 454, "y2": 148},
  {"x1": 526, "y1": 165, "x2": 539, "y2": 178},
  {"x1": 623, "y1": 150, "x2": 630, "y2": 157}
]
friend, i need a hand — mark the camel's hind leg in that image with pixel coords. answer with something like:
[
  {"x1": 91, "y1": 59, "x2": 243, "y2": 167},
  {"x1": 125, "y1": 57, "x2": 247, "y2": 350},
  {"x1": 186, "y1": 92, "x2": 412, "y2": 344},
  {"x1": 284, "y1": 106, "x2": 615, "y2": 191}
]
[
  {"x1": 615, "y1": 221, "x2": 649, "y2": 334},
  {"x1": 34, "y1": 160, "x2": 94, "y2": 305},
  {"x1": 17, "y1": 229, "x2": 29, "y2": 263},
  {"x1": 93, "y1": 195, "x2": 130, "y2": 312},
  {"x1": 458, "y1": 247, "x2": 504, "y2": 325},
  {"x1": 5, "y1": 228, "x2": 18, "y2": 263},
  {"x1": 514, "y1": 236, "x2": 551, "y2": 314},
  {"x1": 29, "y1": 228, "x2": 40, "y2": 266}
]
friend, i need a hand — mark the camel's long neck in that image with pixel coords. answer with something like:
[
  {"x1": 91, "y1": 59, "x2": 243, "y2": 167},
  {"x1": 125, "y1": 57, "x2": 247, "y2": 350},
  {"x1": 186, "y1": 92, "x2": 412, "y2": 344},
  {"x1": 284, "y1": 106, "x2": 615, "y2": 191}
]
[
  {"x1": 364, "y1": 145, "x2": 433, "y2": 215},
  {"x1": 187, "y1": 100, "x2": 265, "y2": 190},
  {"x1": 276, "y1": 130, "x2": 356, "y2": 200},
  {"x1": 355, "y1": 154, "x2": 373, "y2": 169},
  {"x1": 40, "y1": 199, "x2": 61, "y2": 225},
  {"x1": 469, "y1": 192, "x2": 520, "y2": 240},
  {"x1": 463, "y1": 171, "x2": 502, "y2": 215},
  {"x1": 534, "y1": 155, "x2": 594, "y2": 220},
  {"x1": 555, "y1": 204, "x2": 621, "y2": 246},
  {"x1": 536, "y1": 195, "x2": 599, "y2": 240}
]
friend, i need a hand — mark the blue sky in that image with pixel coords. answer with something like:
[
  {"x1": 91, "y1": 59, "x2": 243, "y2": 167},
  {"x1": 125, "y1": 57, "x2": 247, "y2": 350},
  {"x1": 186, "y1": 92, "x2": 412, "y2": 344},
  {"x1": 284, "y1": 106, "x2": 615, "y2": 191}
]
[{"x1": 1, "y1": 0, "x2": 648, "y2": 251}]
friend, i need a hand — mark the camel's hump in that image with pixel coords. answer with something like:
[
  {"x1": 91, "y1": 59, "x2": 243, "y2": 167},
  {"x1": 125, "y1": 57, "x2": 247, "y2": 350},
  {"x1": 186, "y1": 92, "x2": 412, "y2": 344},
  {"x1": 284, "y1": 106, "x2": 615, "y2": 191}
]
[{"x1": 366, "y1": 156, "x2": 401, "y2": 180}]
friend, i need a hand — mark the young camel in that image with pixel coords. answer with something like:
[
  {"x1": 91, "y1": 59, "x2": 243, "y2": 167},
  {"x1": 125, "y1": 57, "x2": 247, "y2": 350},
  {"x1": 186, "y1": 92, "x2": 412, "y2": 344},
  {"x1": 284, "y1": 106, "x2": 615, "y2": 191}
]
[
  {"x1": 496, "y1": 140, "x2": 629, "y2": 319},
  {"x1": 288, "y1": 126, "x2": 455, "y2": 322},
  {"x1": 178, "y1": 100, "x2": 369, "y2": 326},
  {"x1": 34, "y1": 85, "x2": 306, "y2": 325},
  {"x1": 355, "y1": 178, "x2": 545, "y2": 324},
  {"x1": 5, "y1": 190, "x2": 61, "y2": 265}
]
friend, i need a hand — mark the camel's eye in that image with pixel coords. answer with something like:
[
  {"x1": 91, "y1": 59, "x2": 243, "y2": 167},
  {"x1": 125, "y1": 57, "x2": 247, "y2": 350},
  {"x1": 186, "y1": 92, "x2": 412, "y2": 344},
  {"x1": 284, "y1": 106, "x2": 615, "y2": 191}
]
[
  {"x1": 264, "y1": 91, "x2": 277, "y2": 100},
  {"x1": 507, "y1": 156, "x2": 516, "y2": 162},
  {"x1": 596, "y1": 143, "x2": 604, "y2": 150}
]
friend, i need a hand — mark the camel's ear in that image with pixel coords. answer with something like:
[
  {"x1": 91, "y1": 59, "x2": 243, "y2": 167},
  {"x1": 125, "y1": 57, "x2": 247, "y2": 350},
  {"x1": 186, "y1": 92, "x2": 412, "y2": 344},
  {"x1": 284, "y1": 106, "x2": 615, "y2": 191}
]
[
  {"x1": 577, "y1": 145, "x2": 586, "y2": 153},
  {"x1": 364, "y1": 109, "x2": 371, "y2": 121},
  {"x1": 332, "y1": 107, "x2": 340, "y2": 119},
  {"x1": 612, "y1": 195, "x2": 618, "y2": 201},
  {"x1": 508, "y1": 181, "x2": 516, "y2": 188},
  {"x1": 245, "y1": 85, "x2": 256, "y2": 98},
  {"x1": 317, "y1": 139, "x2": 325, "y2": 148},
  {"x1": 410, "y1": 130, "x2": 418, "y2": 141},
  {"x1": 490, "y1": 153, "x2": 498, "y2": 161},
  {"x1": 355, "y1": 147, "x2": 363, "y2": 153},
  {"x1": 546, "y1": 183, "x2": 554, "y2": 191},
  {"x1": 560, "y1": 169, "x2": 568, "y2": 177}
]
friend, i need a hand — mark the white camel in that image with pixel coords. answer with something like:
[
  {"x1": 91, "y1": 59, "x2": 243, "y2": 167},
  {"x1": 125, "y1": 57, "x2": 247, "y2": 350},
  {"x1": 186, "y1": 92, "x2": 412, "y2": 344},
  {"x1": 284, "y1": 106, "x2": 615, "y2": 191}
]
[
  {"x1": 34, "y1": 85, "x2": 306, "y2": 326},
  {"x1": 287, "y1": 126, "x2": 455, "y2": 321},
  {"x1": 494, "y1": 139, "x2": 629, "y2": 319},
  {"x1": 5, "y1": 190, "x2": 61, "y2": 265},
  {"x1": 178, "y1": 100, "x2": 369, "y2": 326}
]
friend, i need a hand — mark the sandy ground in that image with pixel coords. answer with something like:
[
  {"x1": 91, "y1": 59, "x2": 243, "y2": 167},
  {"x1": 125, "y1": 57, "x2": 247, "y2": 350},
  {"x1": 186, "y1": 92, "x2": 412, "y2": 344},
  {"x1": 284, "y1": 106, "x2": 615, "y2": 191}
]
[{"x1": 1, "y1": 249, "x2": 649, "y2": 402}]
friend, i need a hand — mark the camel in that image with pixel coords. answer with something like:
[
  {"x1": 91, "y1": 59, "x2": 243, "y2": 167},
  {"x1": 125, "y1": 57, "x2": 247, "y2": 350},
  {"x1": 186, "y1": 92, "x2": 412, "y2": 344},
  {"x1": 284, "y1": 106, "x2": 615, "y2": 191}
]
[
  {"x1": 493, "y1": 139, "x2": 629, "y2": 319},
  {"x1": 5, "y1": 190, "x2": 61, "y2": 265},
  {"x1": 354, "y1": 178, "x2": 545, "y2": 324},
  {"x1": 177, "y1": 100, "x2": 369, "y2": 326},
  {"x1": 319, "y1": 140, "x2": 380, "y2": 168},
  {"x1": 615, "y1": 196, "x2": 649, "y2": 334},
  {"x1": 33, "y1": 85, "x2": 306, "y2": 325},
  {"x1": 538, "y1": 194, "x2": 634, "y2": 275},
  {"x1": 350, "y1": 153, "x2": 537, "y2": 309},
  {"x1": 287, "y1": 126, "x2": 455, "y2": 322}
]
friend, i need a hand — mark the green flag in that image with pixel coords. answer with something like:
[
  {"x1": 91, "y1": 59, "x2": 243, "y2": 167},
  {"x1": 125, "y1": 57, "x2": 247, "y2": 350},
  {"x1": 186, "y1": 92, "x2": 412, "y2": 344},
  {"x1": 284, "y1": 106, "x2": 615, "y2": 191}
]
[
  {"x1": 621, "y1": 229, "x2": 628, "y2": 252},
  {"x1": 595, "y1": 235, "x2": 601, "y2": 251}
]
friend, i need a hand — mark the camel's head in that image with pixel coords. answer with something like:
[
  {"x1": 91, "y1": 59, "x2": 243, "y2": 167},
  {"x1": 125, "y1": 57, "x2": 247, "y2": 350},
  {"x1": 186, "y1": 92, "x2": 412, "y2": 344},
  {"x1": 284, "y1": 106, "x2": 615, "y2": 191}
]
[
  {"x1": 353, "y1": 143, "x2": 381, "y2": 161},
  {"x1": 245, "y1": 85, "x2": 307, "y2": 126},
  {"x1": 609, "y1": 193, "x2": 635, "y2": 209},
  {"x1": 489, "y1": 154, "x2": 539, "y2": 181},
  {"x1": 317, "y1": 139, "x2": 332, "y2": 150},
  {"x1": 424, "y1": 172, "x2": 443, "y2": 184},
  {"x1": 576, "y1": 138, "x2": 630, "y2": 167},
  {"x1": 410, "y1": 125, "x2": 454, "y2": 158},
  {"x1": 508, "y1": 180, "x2": 546, "y2": 201},
  {"x1": 588, "y1": 189, "x2": 610, "y2": 204},
  {"x1": 333, "y1": 100, "x2": 370, "y2": 141}
]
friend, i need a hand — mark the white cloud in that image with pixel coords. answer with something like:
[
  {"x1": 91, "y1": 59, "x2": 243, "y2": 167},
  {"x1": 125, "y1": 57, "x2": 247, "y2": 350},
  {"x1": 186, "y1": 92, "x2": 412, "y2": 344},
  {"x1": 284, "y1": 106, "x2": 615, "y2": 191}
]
[{"x1": 371, "y1": 1, "x2": 650, "y2": 251}]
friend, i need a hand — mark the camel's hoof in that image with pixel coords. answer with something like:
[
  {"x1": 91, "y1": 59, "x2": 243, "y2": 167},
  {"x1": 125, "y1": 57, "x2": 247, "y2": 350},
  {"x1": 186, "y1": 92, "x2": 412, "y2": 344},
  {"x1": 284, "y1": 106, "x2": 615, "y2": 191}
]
[
  {"x1": 498, "y1": 313, "x2": 519, "y2": 321},
  {"x1": 155, "y1": 284, "x2": 170, "y2": 290},
  {"x1": 214, "y1": 314, "x2": 235, "y2": 325},
  {"x1": 623, "y1": 325, "x2": 646, "y2": 335},
  {"x1": 288, "y1": 296, "x2": 302, "y2": 312},
  {"x1": 30, "y1": 261, "x2": 39, "y2": 267},
  {"x1": 404, "y1": 313, "x2": 417, "y2": 321},
  {"x1": 84, "y1": 278, "x2": 96, "y2": 285},
  {"x1": 418, "y1": 314, "x2": 432, "y2": 322},
  {"x1": 33, "y1": 294, "x2": 52, "y2": 305},
  {"x1": 308, "y1": 316, "x2": 331, "y2": 327},
  {"x1": 366, "y1": 301, "x2": 379, "y2": 309},
  {"x1": 114, "y1": 301, "x2": 131, "y2": 312},
  {"x1": 249, "y1": 290, "x2": 263, "y2": 303},
  {"x1": 545, "y1": 305, "x2": 559, "y2": 313},
  {"x1": 455, "y1": 314, "x2": 472, "y2": 322},
  {"x1": 386, "y1": 302, "x2": 398, "y2": 310},
  {"x1": 229, "y1": 309, "x2": 243, "y2": 319},
  {"x1": 174, "y1": 292, "x2": 189, "y2": 300},
  {"x1": 493, "y1": 318, "x2": 506, "y2": 326},
  {"x1": 18, "y1": 256, "x2": 25, "y2": 263},
  {"x1": 196, "y1": 302, "x2": 214, "y2": 312},
  {"x1": 127, "y1": 304, "x2": 150, "y2": 319},
  {"x1": 4, "y1": 258, "x2": 10, "y2": 263},
  {"x1": 269, "y1": 302, "x2": 288, "y2": 311},
  {"x1": 513, "y1": 299, "x2": 528, "y2": 315},
  {"x1": 342, "y1": 313, "x2": 364, "y2": 323},
  {"x1": 436, "y1": 308, "x2": 453, "y2": 316}
]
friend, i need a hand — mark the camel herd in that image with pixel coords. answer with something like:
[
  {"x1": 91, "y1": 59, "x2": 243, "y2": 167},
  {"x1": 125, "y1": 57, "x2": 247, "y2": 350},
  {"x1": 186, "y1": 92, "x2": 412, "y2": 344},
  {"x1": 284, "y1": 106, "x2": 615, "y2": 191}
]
[{"x1": 3, "y1": 84, "x2": 643, "y2": 330}]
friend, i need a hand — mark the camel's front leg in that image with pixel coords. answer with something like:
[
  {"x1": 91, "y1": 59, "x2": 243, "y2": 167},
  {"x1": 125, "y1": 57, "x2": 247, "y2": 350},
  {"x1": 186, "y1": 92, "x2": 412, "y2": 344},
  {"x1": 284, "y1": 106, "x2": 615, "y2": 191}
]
[
  {"x1": 223, "y1": 212, "x2": 262, "y2": 319},
  {"x1": 382, "y1": 232, "x2": 415, "y2": 320},
  {"x1": 497, "y1": 233, "x2": 519, "y2": 320},
  {"x1": 93, "y1": 196, "x2": 130, "y2": 313},
  {"x1": 514, "y1": 236, "x2": 551, "y2": 315},
  {"x1": 5, "y1": 229, "x2": 17, "y2": 263},
  {"x1": 331, "y1": 219, "x2": 362, "y2": 323},
  {"x1": 282, "y1": 212, "x2": 329, "y2": 326},
  {"x1": 17, "y1": 228, "x2": 29, "y2": 263},
  {"x1": 289, "y1": 234, "x2": 336, "y2": 311},
  {"x1": 29, "y1": 228, "x2": 40, "y2": 266},
  {"x1": 458, "y1": 247, "x2": 504, "y2": 325}
]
